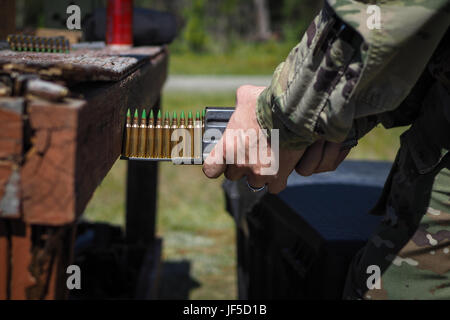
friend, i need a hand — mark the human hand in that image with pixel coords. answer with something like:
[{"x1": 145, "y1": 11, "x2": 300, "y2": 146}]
[
  {"x1": 295, "y1": 139, "x2": 350, "y2": 176},
  {"x1": 202, "y1": 85, "x2": 305, "y2": 194}
]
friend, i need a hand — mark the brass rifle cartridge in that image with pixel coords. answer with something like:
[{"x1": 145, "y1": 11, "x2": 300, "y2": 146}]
[
  {"x1": 17, "y1": 35, "x2": 24, "y2": 51},
  {"x1": 194, "y1": 111, "x2": 202, "y2": 160},
  {"x1": 53, "y1": 37, "x2": 62, "y2": 53},
  {"x1": 49, "y1": 38, "x2": 56, "y2": 52},
  {"x1": 7, "y1": 35, "x2": 15, "y2": 51},
  {"x1": 170, "y1": 111, "x2": 178, "y2": 158},
  {"x1": 24, "y1": 35, "x2": 33, "y2": 51},
  {"x1": 43, "y1": 37, "x2": 49, "y2": 52},
  {"x1": 147, "y1": 110, "x2": 155, "y2": 158},
  {"x1": 124, "y1": 109, "x2": 132, "y2": 157},
  {"x1": 178, "y1": 111, "x2": 187, "y2": 158},
  {"x1": 30, "y1": 37, "x2": 37, "y2": 51},
  {"x1": 64, "y1": 39, "x2": 70, "y2": 53},
  {"x1": 138, "y1": 109, "x2": 147, "y2": 157},
  {"x1": 37, "y1": 37, "x2": 44, "y2": 52},
  {"x1": 187, "y1": 111, "x2": 194, "y2": 159},
  {"x1": 163, "y1": 111, "x2": 171, "y2": 158},
  {"x1": 33, "y1": 37, "x2": 41, "y2": 52},
  {"x1": 155, "y1": 110, "x2": 163, "y2": 158},
  {"x1": 131, "y1": 109, "x2": 139, "y2": 157},
  {"x1": 54, "y1": 38, "x2": 61, "y2": 53}
]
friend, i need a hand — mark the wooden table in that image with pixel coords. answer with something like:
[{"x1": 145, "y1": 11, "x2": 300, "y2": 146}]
[{"x1": 0, "y1": 46, "x2": 168, "y2": 299}]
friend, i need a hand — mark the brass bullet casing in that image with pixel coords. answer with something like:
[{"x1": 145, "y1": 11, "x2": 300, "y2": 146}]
[
  {"x1": 170, "y1": 111, "x2": 178, "y2": 159},
  {"x1": 131, "y1": 109, "x2": 140, "y2": 157},
  {"x1": 42, "y1": 37, "x2": 48, "y2": 52},
  {"x1": 138, "y1": 109, "x2": 147, "y2": 158},
  {"x1": 194, "y1": 111, "x2": 202, "y2": 160},
  {"x1": 17, "y1": 34, "x2": 24, "y2": 51},
  {"x1": 187, "y1": 111, "x2": 194, "y2": 159},
  {"x1": 48, "y1": 38, "x2": 55, "y2": 52},
  {"x1": 155, "y1": 110, "x2": 163, "y2": 158},
  {"x1": 7, "y1": 35, "x2": 15, "y2": 51},
  {"x1": 163, "y1": 111, "x2": 171, "y2": 158},
  {"x1": 65, "y1": 39, "x2": 70, "y2": 53},
  {"x1": 24, "y1": 35, "x2": 33, "y2": 51},
  {"x1": 178, "y1": 112, "x2": 187, "y2": 158},
  {"x1": 37, "y1": 37, "x2": 44, "y2": 52},
  {"x1": 124, "y1": 109, "x2": 132, "y2": 157},
  {"x1": 147, "y1": 110, "x2": 155, "y2": 158},
  {"x1": 54, "y1": 37, "x2": 61, "y2": 53}
]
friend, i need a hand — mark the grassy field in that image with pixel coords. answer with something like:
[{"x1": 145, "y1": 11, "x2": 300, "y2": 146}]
[
  {"x1": 83, "y1": 91, "x2": 407, "y2": 300},
  {"x1": 169, "y1": 42, "x2": 294, "y2": 75}
]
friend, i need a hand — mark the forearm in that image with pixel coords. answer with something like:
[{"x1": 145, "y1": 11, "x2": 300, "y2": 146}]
[{"x1": 257, "y1": 0, "x2": 450, "y2": 149}]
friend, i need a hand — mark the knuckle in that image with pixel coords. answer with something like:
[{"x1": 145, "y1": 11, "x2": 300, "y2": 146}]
[
  {"x1": 235, "y1": 163, "x2": 248, "y2": 170},
  {"x1": 250, "y1": 166, "x2": 262, "y2": 176},
  {"x1": 236, "y1": 85, "x2": 252, "y2": 98},
  {"x1": 268, "y1": 183, "x2": 285, "y2": 195},
  {"x1": 236, "y1": 85, "x2": 245, "y2": 97},
  {"x1": 202, "y1": 166, "x2": 217, "y2": 179},
  {"x1": 295, "y1": 166, "x2": 312, "y2": 177}
]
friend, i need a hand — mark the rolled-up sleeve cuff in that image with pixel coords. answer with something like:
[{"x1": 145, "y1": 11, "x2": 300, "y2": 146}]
[{"x1": 256, "y1": 88, "x2": 317, "y2": 150}]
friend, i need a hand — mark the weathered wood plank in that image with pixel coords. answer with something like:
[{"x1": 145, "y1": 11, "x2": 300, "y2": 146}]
[
  {"x1": 0, "y1": 162, "x2": 20, "y2": 218},
  {"x1": 9, "y1": 221, "x2": 33, "y2": 299},
  {"x1": 0, "y1": 46, "x2": 164, "y2": 83},
  {"x1": 0, "y1": 99, "x2": 23, "y2": 218},
  {"x1": 9, "y1": 222, "x2": 76, "y2": 299},
  {"x1": 21, "y1": 50, "x2": 168, "y2": 225},
  {"x1": 21, "y1": 99, "x2": 80, "y2": 225},
  {"x1": 0, "y1": 97, "x2": 24, "y2": 160}
]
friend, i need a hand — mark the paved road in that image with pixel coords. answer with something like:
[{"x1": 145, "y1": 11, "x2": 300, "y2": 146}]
[{"x1": 163, "y1": 75, "x2": 272, "y2": 92}]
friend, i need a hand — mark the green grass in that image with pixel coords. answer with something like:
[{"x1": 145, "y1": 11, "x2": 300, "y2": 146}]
[
  {"x1": 169, "y1": 41, "x2": 294, "y2": 75},
  {"x1": 83, "y1": 91, "x2": 407, "y2": 300},
  {"x1": 349, "y1": 125, "x2": 407, "y2": 161}
]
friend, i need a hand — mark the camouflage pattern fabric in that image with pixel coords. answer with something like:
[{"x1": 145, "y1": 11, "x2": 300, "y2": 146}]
[
  {"x1": 343, "y1": 80, "x2": 450, "y2": 299},
  {"x1": 344, "y1": 25, "x2": 450, "y2": 299},
  {"x1": 256, "y1": 0, "x2": 450, "y2": 149},
  {"x1": 255, "y1": 0, "x2": 450, "y2": 299}
]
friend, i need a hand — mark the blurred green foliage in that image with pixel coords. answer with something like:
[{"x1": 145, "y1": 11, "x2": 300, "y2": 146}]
[
  {"x1": 182, "y1": 0, "x2": 208, "y2": 52},
  {"x1": 169, "y1": 40, "x2": 293, "y2": 75},
  {"x1": 165, "y1": 0, "x2": 322, "y2": 71}
]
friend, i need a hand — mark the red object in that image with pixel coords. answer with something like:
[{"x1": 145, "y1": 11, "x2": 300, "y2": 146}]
[{"x1": 106, "y1": 0, "x2": 133, "y2": 47}]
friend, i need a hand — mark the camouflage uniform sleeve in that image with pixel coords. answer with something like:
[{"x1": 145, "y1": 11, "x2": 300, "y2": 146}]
[{"x1": 256, "y1": 0, "x2": 450, "y2": 149}]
